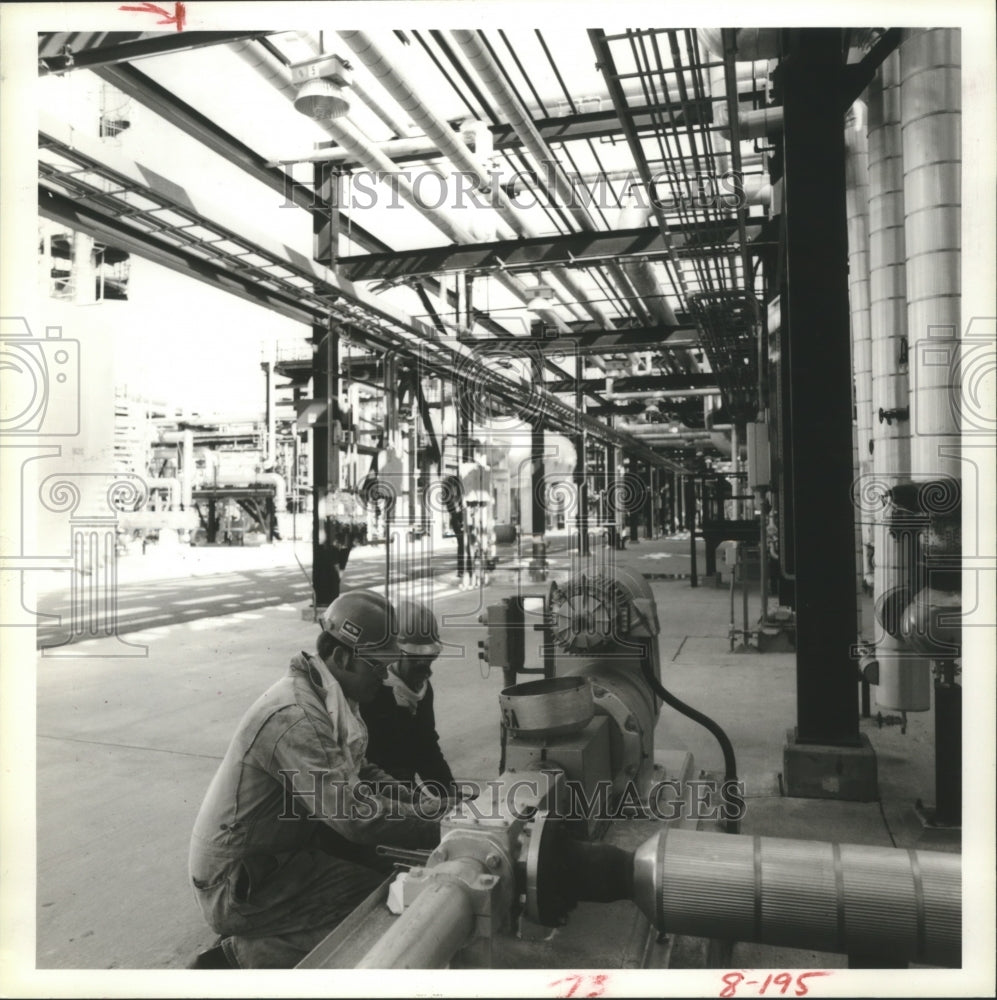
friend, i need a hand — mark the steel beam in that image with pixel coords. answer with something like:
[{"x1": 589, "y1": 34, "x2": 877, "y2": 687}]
[
  {"x1": 546, "y1": 373, "x2": 718, "y2": 393},
  {"x1": 457, "y1": 325, "x2": 698, "y2": 357},
  {"x1": 39, "y1": 31, "x2": 272, "y2": 74},
  {"x1": 840, "y1": 29, "x2": 903, "y2": 110},
  {"x1": 338, "y1": 222, "x2": 762, "y2": 283},
  {"x1": 37, "y1": 124, "x2": 682, "y2": 469},
  {"x1": 313, "y1": 100, "x2": 714, "y2": 167},
  {"x1": 88, "y1": 62, "x2": 512, "y2": 342}
]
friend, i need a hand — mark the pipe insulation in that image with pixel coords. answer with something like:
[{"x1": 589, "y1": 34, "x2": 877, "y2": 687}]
[
  {"x1": 866, "y1": 51, "x2": 930, "y2": 711},
  {"x1": 899, "y1": 28, "x2": 962, "y2": 482},
  {"x1": 338, "y1": 29, "x2": 623, "y2": 330},
  {"x1": 228, "y1": 40, "x2": 563, "y2": 323},
  {"x1": 452, "y1": 29, "x2": 666, "y2": 331},
  {"x1": 632, "y1": 828, "x2": 961, "y2": 967}
]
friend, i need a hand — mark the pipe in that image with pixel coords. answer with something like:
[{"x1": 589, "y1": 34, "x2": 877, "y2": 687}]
[
  {"x1": 632, "y1": 828, "x2": 960, "y2": 967},
  {"x1": 452, "y1": 29, "x2": 656, "y2": 331},
  {"x1": 230, "y1": 38, "x2": 600, "y2": 340},
  {"x1": 255, "y1": 471, "x2": 287, "y2": 513},
  {"x1": 337, "y1": 29, "x2": 617, "y2": 330},
  {"x1": 699, "y1": 29, "x2": 781, "y2": 63},
  {"x1": 899, "y1": 29, "x2": 961, "y2": 482},
  {"x1": 696, "y1": 34, "x2": 781, "y2": 142},
  {"x1": 355, "y1": 860, "x2": 478, "y2": 968},
  {"x1": 615, "y1": 194, "x2": 678, "y2": 327},
  {"x1": 866, "y1": 52, "x2": 930, "y2": 711}
]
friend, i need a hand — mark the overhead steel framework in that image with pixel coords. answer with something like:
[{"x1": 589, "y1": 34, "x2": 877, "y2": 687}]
[
  {"x1": 35, "y1": 26, "x2": 781, "y2": 468},
  {"x1": 37, "y1": 117, "x2": 685, "y2": 471}
]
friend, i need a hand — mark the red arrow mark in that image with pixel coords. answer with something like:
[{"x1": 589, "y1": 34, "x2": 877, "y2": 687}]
[{"x1": 118, "y1": 1, "x2": 186, "y2": 30}]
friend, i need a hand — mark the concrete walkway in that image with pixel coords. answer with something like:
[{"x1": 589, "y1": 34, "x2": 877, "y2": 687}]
[{"x1": 28, "y1": 532, "x2": 977, "y2": 982}]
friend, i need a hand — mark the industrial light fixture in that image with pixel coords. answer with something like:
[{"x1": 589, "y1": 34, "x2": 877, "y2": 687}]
[
  {"x1": 526, "y1": 283, "x2": 555, "y2": 313},
  {"x1": 290, "y1": 54, "x2": 352, "y2": 121}
]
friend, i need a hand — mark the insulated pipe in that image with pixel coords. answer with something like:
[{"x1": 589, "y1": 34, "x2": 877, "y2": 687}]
[
  {"x1": 228, "y1": 40, "x2": 580, "y2": 328},
  {"x1": 452, "y1": 29, "x2": 656, "y2": 330},
  {"x1": 616, "y1": 195, "x2": 681, "y2": 328},
  {"x1": 699, "y1": 28, "x2": 781, "y2": 63},
  {"x1": 632, "y1": 828, "x2": 961, "y2": 967},
  {"x1": 899, "y1": 28, "x2": 961, "y2": 482},
  {"x1": 354, "y1": 861, "x2": 479, "y2": 968},
  {"x1": 337, "y1": 29, "x2": 619, "y2": 330},
  {"x1": 866, "y1": 53, "x2": 930, "y2": 711},
  {"x1": 229, "y1": 40, "x2": 482, "y2": 245},
  {"x1": 255, "y1": 471, "x2": 287, "y2": 512},
  {"x1": 845, "y1": 100, "x2": 875, "y2": 630}
]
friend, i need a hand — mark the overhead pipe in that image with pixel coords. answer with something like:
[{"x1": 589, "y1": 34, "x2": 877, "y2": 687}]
[
  {"x1": 452, "y1": 29, "x2": 666, "y2": 334},
  {"x1": 866, "y1": 51, "x2": 929, "y2": 711},
  {"x1": 845, "y1": 99, "x2": 875, "y2": 639},
  {"x1": 697, "y1": 32, "x2": 781, "y2": 142},
  {"x1": 337, "y1": 29, "x2": 621, "y2": 331},
  {"x1": 296, "y1": 67, "x2": 774, "y2": 168},
  {"x1": 228, "y1": 39, "x2": 586, "y2": 341}
]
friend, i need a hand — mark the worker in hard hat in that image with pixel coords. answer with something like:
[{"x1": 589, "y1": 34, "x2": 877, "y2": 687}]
[
  {"x1": 187, "y1": 589, "x2": 440, "y2": 969},
  {"x1": 360, "y1": 599, "x2": 455, "y2": 796}
]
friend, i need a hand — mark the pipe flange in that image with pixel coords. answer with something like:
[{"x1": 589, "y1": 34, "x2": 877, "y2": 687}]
[{"x1": 523, "y1": 814, "x2": 573, "y2": 927}]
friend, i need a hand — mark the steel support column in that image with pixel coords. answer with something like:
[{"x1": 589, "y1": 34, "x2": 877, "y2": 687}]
[
  {"x1": 782, "y1": 30, "x2": 862, "y2": 749},
  {"x1": 574, "y1": 355, "x2": 589, "y2": 556},
  {"x1": 529, "y1": 322, "x2": 548, "y2": 580},
  {"x1": 312, "y1": 322, "x2": 341, "y2": 608}
]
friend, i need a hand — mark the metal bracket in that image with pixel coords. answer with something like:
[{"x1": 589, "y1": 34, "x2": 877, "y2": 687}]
[{"x1": 878, "y1": 406, "x2": 910, "y2": 426}]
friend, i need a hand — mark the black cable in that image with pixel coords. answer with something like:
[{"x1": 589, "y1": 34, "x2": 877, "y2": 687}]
[{"x1": 639, "y1": 654, "x2": 740, "y2": 834}]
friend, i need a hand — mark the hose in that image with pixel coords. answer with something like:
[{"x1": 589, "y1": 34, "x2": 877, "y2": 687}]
[{"x1": 639, "y1": 656, "x2": 741, "y2": 834}]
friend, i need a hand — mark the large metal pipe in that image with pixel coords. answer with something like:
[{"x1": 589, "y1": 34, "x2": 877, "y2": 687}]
[
  {"x1": 452, "y1": 29, "x2": 659, "y2": 332},
  {"x1": 338, "y1": 30, "x2": 620, "y2": 330},
  {"x1": 866, "y1": 52, "x2": 930, "y2": 711},
  {"x1": 255, "y1": 471, "x2": 287, "y2": 513},
  {"x1": 899, "y1": 28, "x2": 961, "y2": 482},
  {"x1": 355, "y1": 860, "x2": 479, "y2": 968},
  {"x1": 633, "y1": 828, "x2": 960, "y2": 967},
  {"x1": 229, "y1": 39, "x2": 598, "y2": 346}
]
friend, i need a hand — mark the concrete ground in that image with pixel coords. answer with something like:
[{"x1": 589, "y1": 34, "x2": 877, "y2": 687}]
[{"x1": 24, "y1": 531, "x2": 986, "y2": 989}]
